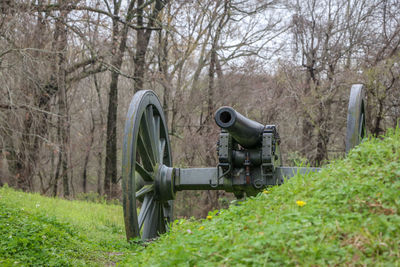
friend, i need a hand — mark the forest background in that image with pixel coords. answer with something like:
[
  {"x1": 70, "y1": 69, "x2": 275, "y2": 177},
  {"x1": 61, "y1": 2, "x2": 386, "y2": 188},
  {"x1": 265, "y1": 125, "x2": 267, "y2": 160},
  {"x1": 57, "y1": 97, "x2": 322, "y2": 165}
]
[{"x1": 1, "y1": 0, "x2": 399, "y2": 217}]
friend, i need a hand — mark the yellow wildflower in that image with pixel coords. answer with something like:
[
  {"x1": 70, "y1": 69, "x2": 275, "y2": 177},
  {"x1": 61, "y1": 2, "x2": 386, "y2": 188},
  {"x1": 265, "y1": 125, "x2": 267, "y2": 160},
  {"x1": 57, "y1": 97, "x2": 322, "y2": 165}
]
[
  {"x1": 296, "y1": 200, "x2": 306, "y2": 207},
  {"x1": 206, "y1": 215, "x2": 212, "y2": 220},
  {"x1": 262, "y1": 189, "x2": 270, "y2": 194},
  {"x1": 199, "y1": 226, "x2": 204, "y2": 230}
]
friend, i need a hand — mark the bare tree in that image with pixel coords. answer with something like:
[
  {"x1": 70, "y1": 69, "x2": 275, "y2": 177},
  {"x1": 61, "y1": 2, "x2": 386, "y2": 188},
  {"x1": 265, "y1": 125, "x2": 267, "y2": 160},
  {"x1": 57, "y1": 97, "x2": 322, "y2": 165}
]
[{"x1": 104, "y1": 0, "x2": 136, "y2": 198}]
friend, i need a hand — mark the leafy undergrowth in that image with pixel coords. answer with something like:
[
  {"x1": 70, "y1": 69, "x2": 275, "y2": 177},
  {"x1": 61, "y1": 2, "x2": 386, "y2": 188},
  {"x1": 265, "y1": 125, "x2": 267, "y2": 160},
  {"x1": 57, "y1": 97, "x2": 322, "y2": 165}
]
[
  {"x1": 122, "y1": 128, "x2": 400, "y2": 266},
  {"x1": 1, "y1": 128, "x2": 399, "y2": 266},
  {"x1": 0, "y1": 186, "x2": 135, "y2": 266}
]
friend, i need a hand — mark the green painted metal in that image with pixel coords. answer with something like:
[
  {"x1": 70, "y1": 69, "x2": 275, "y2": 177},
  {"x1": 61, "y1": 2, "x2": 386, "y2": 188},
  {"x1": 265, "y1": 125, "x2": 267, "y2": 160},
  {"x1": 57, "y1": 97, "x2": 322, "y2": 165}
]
[
  {"x1": 121, "y1": 90, "x2": 173, "y2": 241},
  {"x1": 174, "y1": 168, "x2": 224, "y2": 191},
  {"x1": 345, "y1": 84, "x2": 366, "y2": 153},
  {"x1": 214, "y1": 106, "x2": 265, "y2": 148},
  {"x1": 121, "y1": 84, "x2": 366, "y2": 241}
]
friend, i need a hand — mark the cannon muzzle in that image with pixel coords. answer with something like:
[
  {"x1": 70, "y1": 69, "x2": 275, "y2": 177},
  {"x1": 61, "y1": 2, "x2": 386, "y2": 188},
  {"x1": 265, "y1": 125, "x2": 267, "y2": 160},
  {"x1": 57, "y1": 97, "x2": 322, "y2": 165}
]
[{"x1": 214, "y1": 106, "x2": 265, "y2": 148}]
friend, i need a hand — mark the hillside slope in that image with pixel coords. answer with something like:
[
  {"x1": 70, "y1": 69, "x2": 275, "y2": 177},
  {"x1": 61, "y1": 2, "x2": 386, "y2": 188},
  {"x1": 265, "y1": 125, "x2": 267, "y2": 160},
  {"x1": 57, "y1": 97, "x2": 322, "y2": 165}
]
[
  {"x1": 0, "y1": 128, "x2": 399, "y2": 266},
  {"x1": 123, "y1": 128, "x2": 400, "y2": 266},
  {"x1": 0, "y1": 186, "x2": 134, "y2": 266}
]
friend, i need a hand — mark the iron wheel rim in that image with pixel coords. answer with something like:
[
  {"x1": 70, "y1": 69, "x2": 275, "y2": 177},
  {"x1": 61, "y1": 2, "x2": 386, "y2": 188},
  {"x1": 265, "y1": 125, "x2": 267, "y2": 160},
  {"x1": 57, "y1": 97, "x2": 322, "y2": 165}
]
[
  {"x1": 122, "y1": 90, "x2": 173, "y2": 241},
  {"x1": 345, "y1": 84, "x2": 367, "y2": 154}
]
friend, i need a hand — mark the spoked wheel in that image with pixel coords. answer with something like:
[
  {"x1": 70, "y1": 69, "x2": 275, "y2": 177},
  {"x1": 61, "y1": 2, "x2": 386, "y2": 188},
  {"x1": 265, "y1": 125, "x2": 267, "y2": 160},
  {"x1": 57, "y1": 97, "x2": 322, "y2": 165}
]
[
  {"x1": 345, "y1": 84, "x2": 367, "y2": 153},
  {"x1": 122, "y1": 90, "x2": 174, "y2": 241}
]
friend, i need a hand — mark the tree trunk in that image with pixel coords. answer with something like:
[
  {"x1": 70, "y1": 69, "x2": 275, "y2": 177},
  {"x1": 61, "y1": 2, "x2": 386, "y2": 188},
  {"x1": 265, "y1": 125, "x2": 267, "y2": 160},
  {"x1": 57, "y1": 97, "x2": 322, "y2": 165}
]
[
  {"x1": 54, "y1": 7, "x2": 70, "y2": 198},
  {"x1": 93, "y1": 74, "x2": 104, "y2": 196},
  {"x1": 104, "y1": 68, "x2": 119, "y2": 198},
  {"x1": 104, "y1": 0, "x2": 134, "y2": 198},
  {"x1": 53, "y1": 149, "x2": 62, "y2": 197},
  {"x1": 158, "y1": 26, "x2": 170, "y2": 125},
  {"x1": 371, "y1": 99, "x2": 384, "y2": 136},
  {"x1": 133, "y1": 0, "x2": 167, "y2": 92},
  {"x1": 82, "y1": 119, "x2": 95, "y2": 193},
  {"x1": 314, "y1": 101, "x2": 329, "y2": 166},
  {"x1": 11, "y1": 3, "x2": 49, "y2": 191},
  {"x1": 53, "y1": 114, "x2": 62, "y2": 197}
]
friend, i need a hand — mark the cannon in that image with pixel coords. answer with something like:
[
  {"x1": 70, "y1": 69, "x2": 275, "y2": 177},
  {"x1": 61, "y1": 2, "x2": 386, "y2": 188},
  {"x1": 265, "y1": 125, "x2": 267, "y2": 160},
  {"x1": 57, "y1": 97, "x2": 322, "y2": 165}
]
[{"x1": 121, "y1": 84, "x2": 367, "y2": 240}]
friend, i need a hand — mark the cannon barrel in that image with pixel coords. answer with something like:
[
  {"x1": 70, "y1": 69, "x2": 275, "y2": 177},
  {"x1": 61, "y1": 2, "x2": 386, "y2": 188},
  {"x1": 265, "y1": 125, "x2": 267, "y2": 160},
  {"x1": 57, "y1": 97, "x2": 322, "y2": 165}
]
[{"x1": 214, "y1": 106, "x2": 265, "y2": 148}]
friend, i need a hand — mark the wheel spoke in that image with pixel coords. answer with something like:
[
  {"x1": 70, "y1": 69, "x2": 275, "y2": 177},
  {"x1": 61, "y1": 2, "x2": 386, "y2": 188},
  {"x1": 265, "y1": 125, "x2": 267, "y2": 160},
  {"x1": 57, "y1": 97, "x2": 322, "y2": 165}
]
[
  {"x1": 142, "y1": 199, "x2": 161, "y2": 239},
  {"x1": 146, "y1": 106, "x2": 160, "y2": 163},
  {"x1": 163, "y1": 201, "x2": 172, "y2": 221},
  {"x1": 138, "y1": 194, "x2": 154, "y2": 230},
  {"x1": 162, "y1": 205, "x2": 170, "y2": 232},
  {"x1": 359, "y1": 113, "x2": 365, "y2": 139},
  {"x1": 154, "y1": 115, "x2": 160, "y2": 142},
  {"x1": 154, "y1": 115, "x2": 161, "y2": 162},
  {"x1": 137, "y1": 133, "x2": 155, "y2": 171},
  {"x1": 158, "y1": 203, "x2": 166, "y2": 233},
  {"x1": 159, "y1": 138, "x2": 166, "y2": 164},
  {"x1": 139, "y1": 112, "x2": 156, "y2": 163},
  {"x1": 135, "y1": 161, "x2": 153, "y2": 182},
  {"x1": 135, "y1": 184, "x2": 154, "y2": 199}
]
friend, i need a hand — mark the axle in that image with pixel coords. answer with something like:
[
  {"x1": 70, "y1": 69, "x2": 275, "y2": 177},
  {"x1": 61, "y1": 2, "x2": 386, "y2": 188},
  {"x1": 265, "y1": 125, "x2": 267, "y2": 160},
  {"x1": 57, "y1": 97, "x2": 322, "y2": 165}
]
[{"x1": 154, "y1": 165, "x2": 320, "y2": 200}]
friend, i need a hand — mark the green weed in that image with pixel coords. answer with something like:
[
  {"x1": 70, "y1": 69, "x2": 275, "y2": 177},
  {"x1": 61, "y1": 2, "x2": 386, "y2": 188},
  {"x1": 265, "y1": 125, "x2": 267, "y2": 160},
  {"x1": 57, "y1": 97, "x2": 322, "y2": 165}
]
[
  {"x1": 1, "y1": 128, "x2": 399, "y2": 266},
  {"x1": 121, "y1": 128, "x2": 400, "y2": 266},
  {"x1": 0, "y1": 186, "x2": 136, "y2": 266}
]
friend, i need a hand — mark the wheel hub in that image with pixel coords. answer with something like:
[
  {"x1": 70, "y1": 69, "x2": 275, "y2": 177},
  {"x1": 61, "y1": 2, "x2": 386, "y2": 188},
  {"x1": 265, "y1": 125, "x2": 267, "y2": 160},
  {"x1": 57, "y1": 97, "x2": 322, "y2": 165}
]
[{"x1": 154, "y1": 164, "x2": 175, "y2": 201}]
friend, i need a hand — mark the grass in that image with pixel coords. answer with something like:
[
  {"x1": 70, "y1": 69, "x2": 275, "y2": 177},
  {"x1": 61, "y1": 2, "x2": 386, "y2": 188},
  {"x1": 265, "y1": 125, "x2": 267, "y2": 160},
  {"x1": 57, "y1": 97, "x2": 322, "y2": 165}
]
[
  {"x1": 0, "y1": 128, "x2": 399, "y2": 266},
  {"x1": 0, "y1": 186, "x2": 136, "y2": 266},
  {"x1": 122, "y1": 128, "x2": 400, "y2": 266},
  {"x1": 0, "y1": 189, "x2": 126, "y2": 247}
]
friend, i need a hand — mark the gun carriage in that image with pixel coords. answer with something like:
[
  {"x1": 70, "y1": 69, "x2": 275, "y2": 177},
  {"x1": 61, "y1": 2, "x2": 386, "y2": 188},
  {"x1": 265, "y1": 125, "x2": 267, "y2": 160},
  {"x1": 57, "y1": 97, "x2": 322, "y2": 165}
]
[{"x1": 121, "y1": 84, "x2": 366, "y2": 240}]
